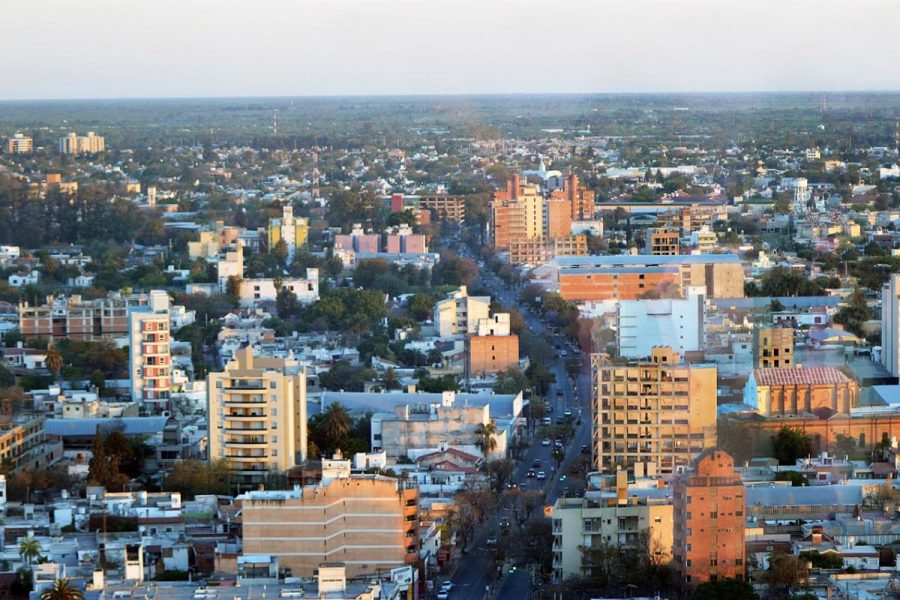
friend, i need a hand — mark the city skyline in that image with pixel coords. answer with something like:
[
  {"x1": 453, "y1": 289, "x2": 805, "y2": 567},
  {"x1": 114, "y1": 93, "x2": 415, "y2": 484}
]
[{"x1": 3, "y1": 0, "x2": 900, "y2": 100}]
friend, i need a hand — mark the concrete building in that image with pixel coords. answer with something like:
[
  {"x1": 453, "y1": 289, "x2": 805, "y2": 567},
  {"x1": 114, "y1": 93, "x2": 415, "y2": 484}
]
[
  {"x1": 646, "y1": 227, "x2": 681, "y2": 256},
  {"x1": 58, "y1": 131, "x2": 105, "y2": 154},
  {"x1": 128, "y1": 291, "x2": 172, "y2": 411},
  {"x1": 616, "y1": 286, "x2": 705, "y2": 359},
  {"x1": 549, "y1": 173, "x2": 595, "y2": 221},
  {"x1": 755, "y1": 326, "x2": 794, "y2": 368},
  {"x1": 743, "y1": 367, "x2": 859, "y2": 416},
  {"x1": 0, "y1": 415, "x2": 59, "y2": 472},
  {"x1": 433, "y1": 286, "x2": 490, "y2": 338},
  {"x1": 216, "y1": 244, "x2": 244, "y2": 293},
  {"x1": 389, "y1": 194, "x2": 466, "y2": 223},
  {"x1": 5, "y1": 133, "x2": 33, "y2": 154},
  {"x1": 555, "y1": 254, "x2": 745, "y2": 301},
  {"x1": 882, "y1": 274, "x2": 900, "y2": 377},
  {"x1": 207, "y1": 346, "x2": 307, "y2": 485},
  {"x1": 469, "y1": 313, "x2": 519, "y2": 376},
  {"x1": 507, "y1": 235, "x2": 587, "y2": 266},
  {"x1": 267, "y1": 205, "x2": 308, "y2": 263},
  {"x1": 551, "y1": 471, "x2": 674, "y2": 582},
  {"x1": 592, "y1": 348, "x2": 717, "y2": 475},
  {"x1": 19, "y1": 293, "x2": 163, "y2": 342},
  {"x1": 385, "y1": 224, "x2": 426, "y2": 254},
  {"x1": 239, "y1": 468, "x2": 418, "y2": 578},
  {"x1": 673, "y1": 450, "x2": 746, "y2": 587},
  {"x1": 491, "y1": 176, "x2": 544, "y2": 251},
  {"x1": 237, "y1": 269, "x2": 319, "y2": 308},
  {"x1": 335, "y1": 224, "x2": 381, "y2": 254}
]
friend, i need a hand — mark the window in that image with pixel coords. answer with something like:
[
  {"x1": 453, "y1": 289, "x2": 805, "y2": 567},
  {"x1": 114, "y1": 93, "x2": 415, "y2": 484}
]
[{"x1": 710, "y1": 558, "x2": 717, "y2": 566}]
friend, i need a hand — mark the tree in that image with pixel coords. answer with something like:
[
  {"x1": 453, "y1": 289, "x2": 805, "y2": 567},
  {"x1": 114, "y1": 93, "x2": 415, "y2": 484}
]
[
  {"x1": 417, "y1": 374, "x2": 459, "y2": 393},
  {"x1": 407, "y1": 293, "x2": 433, "y2": 321},
  {"x1": 382, "y1": 367, "x2": 401, "y2": 390},
  {"x1": 320, "y1": 402, "x2": 352, "y2": 441},
  {"x1": 39, "y1": 578, "x2": 84, "y2": 600},
  {"x1": 774, "y1": 470, "x2": 808, "y2": 486},
  {"x1": 552, "y1": 446, "x2": 565, "y2": 470},
  {"x1": 692, "y1": 579, "x2": 758, "y2": 600},
  {"x1": 318, "y1": 361, "x2": 375, "y2": 392},
  {"x1": 475, "y1": 421, "x2": 498, "y2": 457},
  {"x1": 45, "y1": 344, "x2": 63, "y2": 379},
  {"x1": 525, "y1": 362, "x2": 556, "y2": 397},
  {"x1": 164, "y1": 460, "x2": 233, "y2": 498},
  {"x1": 18, "y1": 537, "x2": 42, "y2": 569},
  {"x1": 772, "y1": 427, "x2": 813, "y2": 465},
  {"x1": 493, "y1": 368, "x2": 530, "y2": 395},
  {"x1": 225, "y1": 275, "x2": 242, "y2": 302},
  {"x1": 833, "y1": 286, "x2": 871, "y2": 338},
  {"x1": 764, "y1": 551, "x2": 808, "y2": 597}
]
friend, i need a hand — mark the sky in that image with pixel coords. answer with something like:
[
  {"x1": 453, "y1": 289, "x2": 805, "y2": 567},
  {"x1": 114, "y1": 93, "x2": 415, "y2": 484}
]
[{"x1": 2, "y1": 0, "x2": 900, "y2": 100}]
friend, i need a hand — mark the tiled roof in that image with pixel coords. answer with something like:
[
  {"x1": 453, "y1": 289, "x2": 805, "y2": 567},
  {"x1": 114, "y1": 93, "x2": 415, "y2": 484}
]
[{"x1": 755, "y1": 367, "x2": 851, "y2": 387}]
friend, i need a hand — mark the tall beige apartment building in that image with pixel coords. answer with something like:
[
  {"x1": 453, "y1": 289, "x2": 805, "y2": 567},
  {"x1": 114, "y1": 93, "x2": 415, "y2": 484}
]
[
  {"x1": 591, "y1": 347, "x2": 717, "y2": 475},
  {"x1": 239, "y1": 460, "x2": 418, "y2": 578},
  {"x1": 6, "y1": 133, "x2": 33, "y2": 154},
  {"x1": 207, "y1": 346, "x2": 307, "y2": 485},
  {"x1": 754, "y1": 326, "x2": 795, "y2": 368},
  {"x1": 58, "y1": 131, "x2": 105, "y2": 154}
]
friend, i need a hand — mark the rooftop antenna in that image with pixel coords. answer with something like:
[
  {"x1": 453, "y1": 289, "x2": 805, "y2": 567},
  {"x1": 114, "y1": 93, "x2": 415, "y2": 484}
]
[
  {"x1": 312, "y1": 147, "x2": 321, "y2": 200},
  {"x1": 272, "y1": 110, "x2": 278, "y2": 136},
  {"x1": 820, "y1": 93, "x2": 827, "y2": 114}
]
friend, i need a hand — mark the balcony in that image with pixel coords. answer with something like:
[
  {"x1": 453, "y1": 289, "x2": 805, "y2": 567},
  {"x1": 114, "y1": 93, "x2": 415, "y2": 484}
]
[
  {"x1": 225, "y1": 437, "x2": 267, "y2": 447},
  {"x1": 224, "y1": 395, "x2": 266, "y2": 405},
  {"x1": 225, "y1": 454, "x2": 268, "y2": 462},
  {"x1": 224, "y1": 425, "x2": 267, "y2": 433},
  {"x1": 225, "y1": 380, "x2": 266, "y2": 390}
]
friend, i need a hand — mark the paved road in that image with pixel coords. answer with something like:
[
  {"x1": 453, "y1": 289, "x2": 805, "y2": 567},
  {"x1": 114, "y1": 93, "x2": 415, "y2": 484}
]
[{"x1": 447, "y1": 245, "x2": 594, "y2": 598}]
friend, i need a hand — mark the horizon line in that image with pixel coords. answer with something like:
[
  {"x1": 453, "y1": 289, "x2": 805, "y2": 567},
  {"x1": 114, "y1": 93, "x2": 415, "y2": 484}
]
[{"x1": 3, "y1": 88, "x2": 900, "y2": 104}]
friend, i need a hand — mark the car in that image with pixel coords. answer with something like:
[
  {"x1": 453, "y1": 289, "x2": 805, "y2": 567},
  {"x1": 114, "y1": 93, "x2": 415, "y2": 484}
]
[
  {"x1": 536, "y1": 471, "x2": 546, "y2": 480},
  {"x1": 564, "y1": 409, "x2": 572, "y2": 417},
  {"x1": 441, "y1": 582, "x2": 454, "y2": 593},
  {"x1": 541, "y1": 438, "x2": 550, "y2": 446},
  {"x1": 506, "y1": 482, "x2": 518, "y2": 489},
  {"x1": 527, "y1": 469, "x2": 536, "y2": 478},
  {"x1": 532, "y1": 459, "x2": 542, "y2": 468},
  {"x1": 437, "y1": 593, "x2": 449, "y2": 600},
  {"x1": 581, "y1": 444, "x2": 590, "y2": 454},
  {"x1": 542, "y1": 417, "x2": 552, "y2": 426},
  {"x1": 562, "y1": 486, "x2": 570, "y2": 497},
  {"x1": 554, "y1": 439, "x2": 563, "y2": 447},
  {"x1": 499, "y1": 518, "x2": 510, "y2": 530},
  {"x1": 555, "y1": 416, "x2": 565, "y2": 424},
  {"x1": 486, "y1": 536, "x2": 497, "y2": 546}
]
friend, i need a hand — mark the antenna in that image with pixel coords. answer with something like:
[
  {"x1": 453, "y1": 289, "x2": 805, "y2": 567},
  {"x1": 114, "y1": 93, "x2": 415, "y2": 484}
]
[
  {"x1": 272, "y1": 110, "x2": 278, "y2": 136},
  {"x1": 312, "y1": 147, "x2": 321, "y2": 200}
]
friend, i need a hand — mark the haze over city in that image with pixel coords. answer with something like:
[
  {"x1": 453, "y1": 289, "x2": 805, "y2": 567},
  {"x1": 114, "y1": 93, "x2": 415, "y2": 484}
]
[{"x1": 3, "y1": 0, "x2": 900, "y2": 100}]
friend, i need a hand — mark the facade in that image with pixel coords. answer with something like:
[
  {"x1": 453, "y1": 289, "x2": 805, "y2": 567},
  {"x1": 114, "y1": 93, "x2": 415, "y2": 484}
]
[
  {"x1": 216, "y1": 245, "x2": 244, "y2": 293},
  {"x1": 507, "y1": 235, "x2": 587, "y2": 266},
  {"x1": 335, "y1": 224, "x2": 381, "y2": 254},
  {"x1": 469, "y1": 323, "x2": 519, "y2": 376},
  {"x1": 433, "y1": 286, "x2": 490, "y2": 338},
  {"x1": 0, "y1": 416, "x2": 58, "y2": 472},
  {"x1": 673, "y1": 450, "x2": 746, "y2": 587},
  {"x1": 555, "y1": 254, "x2": 745, "y2": 301},
  {"x1": 58, "y1": 131, "x2": 105, "y2": 154},
  {"x1": 616, "y1": 287, "x2": 705, "y2": 359},
  {"x1": 646, "y1": 227, "x2": 681, "y2": 255},
  {"x1": 385, "y1": 224, "x2": 426, "y2": 254},
  {"x1": 882, "y1": 274, "x2": 900, "y2": 377},
  {"x1": 267, "y1": 205, "x2": 308, "y2": 263},
  {"x1": 239, "y1": 471, "x2": 418, "y2": 578},
  {"x1": 755, "y1": 326, "x2": 794, "y2": 368},
  {"x1": 128, "y1": 291, "x2": 172, "y2": 411},
  {"x1": 592, "y1": 347, "x2": 717, "y2": 475},
  {"x1": 491, "y1": 176, "x2": 544, "y2": 251},
  {"x1": 744, "y1": 367, "x2": 859, "y2": 416},
  {"x1": 5, "y1": 133, "x2": 33, "y2": 154},
  {"x1": 549, "y1": 174, "x2": 595, "y2": 221},
  {"x1": 207, "y1": 346, "x2": 307, "y2": 484},
  {"x1": 389, "y1": 194, "x2": 466, "y2": 223},
  {"x1": 551, "y1": 472, "x2": 673, "y2": 582},
  {"x1": 237, "y1": 269, "x2": 319, "y2": 307},
  {"x1": 19, "y1": 294, "x2": 156, "y2": 341}
]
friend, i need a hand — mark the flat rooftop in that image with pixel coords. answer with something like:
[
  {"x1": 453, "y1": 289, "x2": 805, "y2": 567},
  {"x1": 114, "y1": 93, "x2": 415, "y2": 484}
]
[{"x1": 555, "y1": 253, "x2": 742, "y2": 267}]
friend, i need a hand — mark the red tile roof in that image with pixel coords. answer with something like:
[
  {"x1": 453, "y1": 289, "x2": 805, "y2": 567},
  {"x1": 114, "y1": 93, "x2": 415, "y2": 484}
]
[{"x1": 755, "y1": 367, "x2": 851, "y2": 387}]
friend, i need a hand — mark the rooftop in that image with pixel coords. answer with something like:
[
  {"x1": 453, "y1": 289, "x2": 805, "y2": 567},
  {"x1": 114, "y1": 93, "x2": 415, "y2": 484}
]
[
  {"x1": 556, "y1": 253, "x2": 741, "y2": 267},
  {"x1": 755, "y1": 367, "x2": 851, "y2": 387}
]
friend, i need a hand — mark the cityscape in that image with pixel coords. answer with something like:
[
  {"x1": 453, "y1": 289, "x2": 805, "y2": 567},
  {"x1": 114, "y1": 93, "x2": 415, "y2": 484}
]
[{"x1": 3, "y1": 2, "x2": 900, "y2": 600}]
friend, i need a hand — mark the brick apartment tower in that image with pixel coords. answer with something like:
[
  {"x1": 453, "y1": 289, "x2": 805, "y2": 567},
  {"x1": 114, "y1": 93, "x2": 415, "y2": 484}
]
[{"x1": 673, "y1": 449, "x2": 746, "y2": 588}]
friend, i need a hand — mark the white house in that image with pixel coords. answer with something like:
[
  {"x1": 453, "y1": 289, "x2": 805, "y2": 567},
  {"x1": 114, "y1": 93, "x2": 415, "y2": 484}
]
[
  {"x1": 238, "y1": 268, "x2": 319, "y2": 308},
  {"x1": 616, "y1": 286, "x2": 706, "y2": 359},
  {"x1": 8, "y1": 270, "x2": 39, "y2": 287}
]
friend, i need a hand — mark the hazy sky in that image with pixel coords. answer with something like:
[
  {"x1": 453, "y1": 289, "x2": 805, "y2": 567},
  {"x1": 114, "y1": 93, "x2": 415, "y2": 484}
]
[{"x1": 3, "y1": 0, "x2": 900, "y2": 100}]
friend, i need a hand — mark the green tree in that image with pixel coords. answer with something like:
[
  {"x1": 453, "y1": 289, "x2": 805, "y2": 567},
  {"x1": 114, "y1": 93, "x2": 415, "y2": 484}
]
[
  {"x1": 164, "y1": 460, "x2": 233, "y2": 498},
  {"x1": 18, "y1": 537, "x2": 42, "y2": 569},
  {"x1": 833, "y1": 286, "x2": 871, "y2": 338},
  {"x1": 692, "y1": 579, "x2": 758, "y2": 600},
  {"x1": 320, "y1": 402, "x2": 352, "y2": 441},
  {"x1": 493, "y1": 368, "x2": 530, "y2": 395},
  {"x1": 407, "y1": 293, "x2": 433, "y2": 321},
  {"x1": 417, "y1": 374, "x2": 459, "y2": 393},
  {"x1": 772, "y1": 427, "x2": 813, "y2": 465},
  {"x1": 525, "y1": 362, "x2": 556, "y2": 397},
  {"x1": 475, "y1": 421, "x2": 498, "y2": 457},
  {"x1": 39, "y1": 578, "x2": 84, "y2": 600},
  {"x1": 774, "y1": 470, "x2": 808, "y2": 486},
  {"x1": 764, "y1": 551, "x2": 809, "y2": 596},
  {"x1": 225, "y1": 275, "x2": 242, "y2": 302}
]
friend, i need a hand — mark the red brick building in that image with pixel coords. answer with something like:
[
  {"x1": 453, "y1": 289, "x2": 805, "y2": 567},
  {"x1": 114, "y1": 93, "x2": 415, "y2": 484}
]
[{"x1": 674, "y1": 449, "x2": 745, "y2": 587}]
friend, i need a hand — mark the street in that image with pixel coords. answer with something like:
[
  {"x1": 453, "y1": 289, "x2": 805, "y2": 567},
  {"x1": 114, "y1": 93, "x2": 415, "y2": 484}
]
[{"x1": 447, "y1": 247, "x2": 594, "y2": 599}]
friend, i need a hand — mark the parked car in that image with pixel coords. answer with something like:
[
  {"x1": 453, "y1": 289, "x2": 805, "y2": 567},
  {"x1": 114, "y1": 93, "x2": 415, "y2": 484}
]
[{"x1": 537, "y1": 471, "x2": 546, "y2": 480}]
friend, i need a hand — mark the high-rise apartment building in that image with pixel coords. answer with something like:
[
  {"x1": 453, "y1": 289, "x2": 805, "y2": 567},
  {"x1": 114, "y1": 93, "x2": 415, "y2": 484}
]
[
  {"x1": 58, "y1": 131, "x2": 105, "y2": 154},
  {"x1": 267, "y1": 205, "x2": 308, "y2": 263},
  {"x1": 491, "y1": 175, "x2": 545, "y2": 250},
  {"x1": 128, "y1": 291, "x2": 172, "y2": 412},
  {"x1": 882, "y1": 274, "x2": 900, "y2": 377},
  {"x1": 207, "y1": 346, "x2": 307, "y2": 484},
  {"x1": 549, "y1": 173, "x2": 596, "y2": 221},
  {"x1": 673, "y1": 449, "x2": 745, "y2": 587},
  {"x1": 591, "y1": 347, "x2": 717, "y2": 475},
  {"x1": 755, "y1": 326, "x2": 794, "y2": 368},
  {"x1": 239, "y1": 463, "x2": 418, "y2": 578},
  {"x1": 5, "y1": 133, "x2": 33, "y2": 154},
  {"x1": 433, "y1": 285, "x2": 491, "y2": 338}
]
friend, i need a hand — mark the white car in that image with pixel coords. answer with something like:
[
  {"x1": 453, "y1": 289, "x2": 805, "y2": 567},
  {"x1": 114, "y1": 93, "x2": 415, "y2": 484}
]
[
  {"x1": 537, "y1": 471, "x2": 546, "y2": 480},
  {"x1": 437, "y1": 592, "x2": 449, "y2": 600},
  {"x1": 541, "y1": 438, "x2": 550, "y2": 446},
  {"x1": 441, "y1": 581, "x2": 454, "y2": 592}
]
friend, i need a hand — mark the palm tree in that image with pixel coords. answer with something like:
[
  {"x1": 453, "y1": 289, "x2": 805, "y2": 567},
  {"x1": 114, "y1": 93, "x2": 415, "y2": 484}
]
[
  {"x1": 475, "y1": 421, "x2": 498, "y2": 457},
  {"x1": 18, "y1": 537, "x2": 42, "y2": 569},
  {"x1": 45, "y1": 344, "x2": 63, "y2": 379},
  {"x1": 40, "y1": 578, "x2": 84, "y2": 600},
  {"x1": 321, "y1": 402, "x2": 352, "y2": 441}
]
